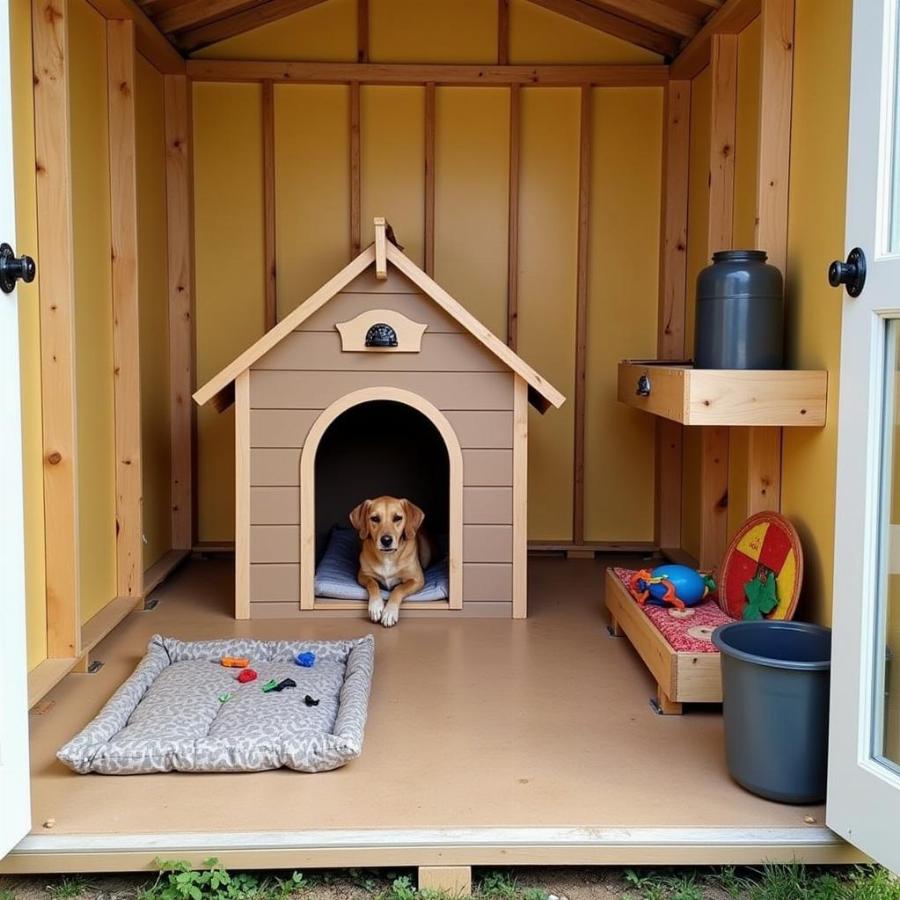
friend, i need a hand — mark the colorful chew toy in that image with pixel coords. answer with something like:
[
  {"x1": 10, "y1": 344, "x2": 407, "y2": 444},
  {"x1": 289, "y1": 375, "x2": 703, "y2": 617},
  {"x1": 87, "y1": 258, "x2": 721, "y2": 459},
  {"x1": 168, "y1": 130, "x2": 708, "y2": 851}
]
[
  {"x1": 221, "y1": 656, "x2": 250, "y2": 668},
  {"x1": 261, "y1": 678, "x2": 278, "y2": 693},
  {"x1": 627, "y1": 564, "x2": 716, "y2": 611},
  {"x1": 262, "y1": 677, "x2": 297, "y2": 693},
  {"x1": 218, "y1": 692, "x2": 232, "y2": 703},
  {"x1": 295, "y1": 651, "x2": 316, "y2": 668},
  {"x1": 236, "y1": 668, "x2": 258, "y2": 684}
]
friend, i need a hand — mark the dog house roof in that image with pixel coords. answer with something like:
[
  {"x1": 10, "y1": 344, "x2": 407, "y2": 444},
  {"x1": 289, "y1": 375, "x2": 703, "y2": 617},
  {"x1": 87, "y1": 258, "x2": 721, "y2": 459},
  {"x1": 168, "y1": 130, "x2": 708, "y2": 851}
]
[{"x1": 194, "y1": 221, "x2": 566, "y2": 413}]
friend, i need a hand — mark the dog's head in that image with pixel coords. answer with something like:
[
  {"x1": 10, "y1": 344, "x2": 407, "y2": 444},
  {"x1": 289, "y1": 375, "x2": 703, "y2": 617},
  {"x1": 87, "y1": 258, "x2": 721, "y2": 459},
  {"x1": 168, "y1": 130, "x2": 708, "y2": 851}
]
[{"x1": 349, "y1": 496, "x2": 425, "y2": 553}]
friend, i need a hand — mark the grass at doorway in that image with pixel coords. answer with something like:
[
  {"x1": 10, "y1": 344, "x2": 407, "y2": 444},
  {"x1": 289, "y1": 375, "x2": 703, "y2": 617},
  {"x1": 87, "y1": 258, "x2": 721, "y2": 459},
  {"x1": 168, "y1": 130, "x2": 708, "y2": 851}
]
[{"x1": 2, "y1": 862, "x2": 899, "y2": 900}]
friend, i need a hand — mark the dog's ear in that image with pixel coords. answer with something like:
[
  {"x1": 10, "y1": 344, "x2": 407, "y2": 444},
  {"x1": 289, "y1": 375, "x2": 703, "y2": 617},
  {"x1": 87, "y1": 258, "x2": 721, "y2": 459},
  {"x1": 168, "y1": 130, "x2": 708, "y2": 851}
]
[
  {"x1": 349, "y1": 500, "x2": 371, "y2": 540},
  {"x1": 402, "y1": 499, "x2": 425, "y2": 540}
]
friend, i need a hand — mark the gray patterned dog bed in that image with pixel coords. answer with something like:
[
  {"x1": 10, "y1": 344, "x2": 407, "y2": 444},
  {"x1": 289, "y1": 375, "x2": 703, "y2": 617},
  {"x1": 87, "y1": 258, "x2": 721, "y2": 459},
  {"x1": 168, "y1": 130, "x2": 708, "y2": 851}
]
[{"x1": 57, "y1": 634, "x2": 374, "y2": 775}]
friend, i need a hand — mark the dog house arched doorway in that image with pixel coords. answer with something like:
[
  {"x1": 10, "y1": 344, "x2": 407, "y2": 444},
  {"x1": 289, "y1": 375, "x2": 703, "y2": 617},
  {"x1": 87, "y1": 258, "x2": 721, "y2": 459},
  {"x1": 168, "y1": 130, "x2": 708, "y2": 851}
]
[{"x1": 299, "y1": 387, "x2": 463, "y2": 610}]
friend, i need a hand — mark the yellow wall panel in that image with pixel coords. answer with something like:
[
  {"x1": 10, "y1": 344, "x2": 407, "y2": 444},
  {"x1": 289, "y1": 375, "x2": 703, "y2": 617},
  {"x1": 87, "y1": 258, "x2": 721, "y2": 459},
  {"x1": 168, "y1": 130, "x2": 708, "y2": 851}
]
[
  {"x1": 509, "y1": 0, "x2": 661, "y2": 64},
  {"x1": 782, "y1": 0, "x2": 852, "y2": 625},
  {"x1": 584, "y1": 87, "x2": 662, "y2": 542},
  {"x1": 194, "y1": 83, "x2": 266, "y2": 541},
  {"x1": 193, "y1": 0, "x2": 355, "y2": 60},
  {"x1": 370, "y1": 0, "x2": 497, "y2": 63},
  {"x1": 733, "y1": 16, "x2": 761, "y2": 250},
  {"x1": 136, "y1": 55, "x2": 172, "y2": 570},
  {"x1": 434, "y1": 87, "x2": 509, "y2": 340},
  {"x1": 360, "y1": 86, "x2": 425, "y2": 266},
  {"x1": 517, "y1": 87, "x2": 580, "y2": 541},
  {"x1": 70, "y1": 0, "x2": 118, "y2": 621},
  {"x1": 11, "y1": 0, "x2": 47, "y2": 668},
  {"x1": 275, "y1": 85, "x2": 351, "y2": 318},
  {"x1": 681, "y1": 64, "x2": 711, "y2": 561}
]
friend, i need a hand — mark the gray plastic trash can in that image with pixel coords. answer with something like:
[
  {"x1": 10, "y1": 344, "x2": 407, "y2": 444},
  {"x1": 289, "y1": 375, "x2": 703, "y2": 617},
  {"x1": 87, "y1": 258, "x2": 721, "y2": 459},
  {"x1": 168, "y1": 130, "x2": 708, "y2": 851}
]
[{"x1": 711, "y1": 621, "x2": 831, "y2": 804}]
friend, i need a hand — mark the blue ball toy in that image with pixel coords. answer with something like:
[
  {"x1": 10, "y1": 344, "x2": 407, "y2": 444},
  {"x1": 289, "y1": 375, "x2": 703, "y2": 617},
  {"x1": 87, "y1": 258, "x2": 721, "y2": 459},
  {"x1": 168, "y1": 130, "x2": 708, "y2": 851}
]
[
  {"x1": 630, "y1": 564, "x2": 715, "y2": 610},
  {"x1": 295, "y1": 651, "x2": 316, "y2": 668}
]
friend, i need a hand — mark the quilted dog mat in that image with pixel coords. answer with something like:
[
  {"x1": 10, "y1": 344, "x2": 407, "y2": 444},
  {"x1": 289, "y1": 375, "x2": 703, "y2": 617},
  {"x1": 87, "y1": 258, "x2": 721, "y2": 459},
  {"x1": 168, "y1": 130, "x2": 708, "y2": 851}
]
[
  {"x1": 58, "y1": 634, "x2": 375, "y2": 775},
  {"x1": 314, "y1": 526, "x2": 449, "y2": 602}
]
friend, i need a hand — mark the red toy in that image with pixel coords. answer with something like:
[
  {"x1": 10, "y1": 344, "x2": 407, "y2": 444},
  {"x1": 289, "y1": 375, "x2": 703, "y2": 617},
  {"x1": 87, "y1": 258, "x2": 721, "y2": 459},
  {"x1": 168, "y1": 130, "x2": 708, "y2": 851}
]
[{"x1": 236, "y1": 668, "x2": 257, "y2": 683}]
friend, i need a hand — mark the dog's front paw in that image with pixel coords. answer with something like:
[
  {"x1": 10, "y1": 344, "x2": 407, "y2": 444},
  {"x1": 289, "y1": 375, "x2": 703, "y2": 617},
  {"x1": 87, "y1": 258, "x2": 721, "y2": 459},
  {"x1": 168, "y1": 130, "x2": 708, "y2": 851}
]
[
  {"x1": 368, "y1": 597, "x2": 385, "y2": 623},
  {"x1": 381, "y1": 604, "x2": 400, "y2": 627}
]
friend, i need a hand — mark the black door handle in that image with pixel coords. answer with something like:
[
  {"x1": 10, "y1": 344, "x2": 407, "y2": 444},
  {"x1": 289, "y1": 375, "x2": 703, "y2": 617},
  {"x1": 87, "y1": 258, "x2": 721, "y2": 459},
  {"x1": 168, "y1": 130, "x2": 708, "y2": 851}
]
[
  {"x1": 0, "y1": 243, "x2": 36, "y2": 294},
  {"x1": 828, "y1": 246, "x2": 866, "y2": 297}
]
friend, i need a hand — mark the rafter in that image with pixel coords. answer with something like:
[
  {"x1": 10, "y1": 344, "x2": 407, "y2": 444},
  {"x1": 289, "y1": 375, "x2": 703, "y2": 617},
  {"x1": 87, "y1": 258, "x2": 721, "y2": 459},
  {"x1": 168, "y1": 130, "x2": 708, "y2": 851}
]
[
  {"x1": 525, "y1": 0, "x2": 680, "y2": 57},
  {"x1": 670, "y1": 0, "x2": 760, "y2": 78},
  {"x1": 155, "y1": 0, "x2": 259, "y2": 34},
  {"x1": 186, "y1": 59, "x2": 670, "y2": 85},
  {"x1": 176, "y1": 0, "x2": 329, "y2": 51},
  {"x1": 579, "y1": 0, "x2": 699, "y2": 38}
]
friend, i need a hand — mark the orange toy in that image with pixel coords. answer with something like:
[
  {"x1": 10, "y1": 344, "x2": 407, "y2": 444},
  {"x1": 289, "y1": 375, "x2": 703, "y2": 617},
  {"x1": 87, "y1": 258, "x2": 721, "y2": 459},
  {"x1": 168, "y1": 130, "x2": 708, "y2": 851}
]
[{"x1": 220, "y1": 656, "x2": 250, "y2": 668}]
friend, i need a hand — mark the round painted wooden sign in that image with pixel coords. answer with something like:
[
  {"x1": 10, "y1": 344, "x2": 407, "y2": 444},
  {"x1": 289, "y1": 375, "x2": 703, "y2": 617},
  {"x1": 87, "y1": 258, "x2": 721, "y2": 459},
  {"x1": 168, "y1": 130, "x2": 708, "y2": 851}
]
[{"x1": 718, "y1": 511, "x2": 803, "y2": 621}]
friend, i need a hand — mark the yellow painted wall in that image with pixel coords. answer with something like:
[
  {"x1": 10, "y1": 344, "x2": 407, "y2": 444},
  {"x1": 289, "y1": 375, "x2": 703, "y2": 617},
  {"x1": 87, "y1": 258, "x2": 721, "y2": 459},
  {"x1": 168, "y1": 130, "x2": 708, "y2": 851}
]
[
  {"x1": 681, "y1": 65, "x2": 711, "y2": 562},
  {"x1": 11, "y1": 0, "x2": 48, "y2": 669},
  {"x1": 70, "y1": 0, "x2": 118, "y2": 622},
  {"x1": 584, "y1": 87, "x2": 662, "y2": 542},
  {"x1": 509, "y1": 0, "x2": 659, "y2": 65},
  {"x1": 360, "y1": 86, "x2": 425, "y2": 265},
  {"x1": 194, "y1": 83, "x2": 267, "y2": 542},
  {"x1": 192, "y1": 0, "x2": 665, "y2": 544},
  {"x1": 275, "y1": 85, "x2": 351, "y2": 318},
  {"x1": 193, "y1": 0, "x2": 356, "y2": 60},
  {"x1": 517, "y1": 87, "x2": 580, "y2": 540},
  {"x1": 371, "y1": 0, "x2": 497, "y2": 63},
  {"x1": 434, "y1": 88, "x2": 510, "y2": 341},
  {"x1": 781, "y1": 0, "x2": 852, "y2": 625},
  {"x1": 136, "y1": 55, "x2": 172, "y2": 570}
]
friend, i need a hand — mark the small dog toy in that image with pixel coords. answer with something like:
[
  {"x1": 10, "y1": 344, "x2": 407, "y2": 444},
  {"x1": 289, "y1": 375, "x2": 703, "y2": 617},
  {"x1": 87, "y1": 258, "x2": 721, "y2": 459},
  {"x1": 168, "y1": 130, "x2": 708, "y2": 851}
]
[
  {"x1": 218, "y1": 692, "x2": 232, "y2": 703},
  {"x1": 261, "y1": 678, "x2": 278, "y2": 693},
  {"x1": 273, "y1": 678, "x2": 297, "y2": 692},
  {"x1": 627, "y1": 564, "x2": 715, "y2": 611},
  {"x1": 236, "y1": 668, "x2": 258, "y2": 684},
  {"x1": 221, "y1": 656, "x2": 250, "y2": 668},
  {"x1": 304, "y1": 695, "x2": 319, "y2": 706},
  {"x1": 295, "y1": 651, "x2": 316, "y2": 668}
]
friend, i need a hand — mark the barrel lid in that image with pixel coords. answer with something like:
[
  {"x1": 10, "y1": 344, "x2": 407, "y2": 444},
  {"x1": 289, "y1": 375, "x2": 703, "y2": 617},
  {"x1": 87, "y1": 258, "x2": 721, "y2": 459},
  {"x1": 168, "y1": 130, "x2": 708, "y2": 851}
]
[{"x1": 711, "y1": 249, "x2": 768, "y2": 263}]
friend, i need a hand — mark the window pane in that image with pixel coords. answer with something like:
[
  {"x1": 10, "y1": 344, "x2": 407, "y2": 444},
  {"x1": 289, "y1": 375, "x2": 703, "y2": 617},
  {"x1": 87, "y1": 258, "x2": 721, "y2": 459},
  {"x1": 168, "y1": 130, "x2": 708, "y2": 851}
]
[{"x1": 877, "y1": 319, "x2": 900, "y2": 766}]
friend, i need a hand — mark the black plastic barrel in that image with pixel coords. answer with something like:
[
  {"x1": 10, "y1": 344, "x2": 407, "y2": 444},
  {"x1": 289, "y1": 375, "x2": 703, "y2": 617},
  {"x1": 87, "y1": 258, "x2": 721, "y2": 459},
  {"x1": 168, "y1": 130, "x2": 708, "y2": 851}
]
[
  {"x1": 694, "y1": 249, "x2": 784, "y2": 369},
  {"x1": 711, "y1": 621, "x2": 831, "y2": 804}
]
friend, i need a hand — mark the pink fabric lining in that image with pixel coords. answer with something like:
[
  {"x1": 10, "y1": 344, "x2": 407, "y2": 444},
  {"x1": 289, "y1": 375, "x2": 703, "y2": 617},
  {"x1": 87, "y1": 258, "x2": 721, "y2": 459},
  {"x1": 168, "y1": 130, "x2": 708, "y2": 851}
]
[{"x1": 611, "y1": 567, "x2": 735, "y2": 654}]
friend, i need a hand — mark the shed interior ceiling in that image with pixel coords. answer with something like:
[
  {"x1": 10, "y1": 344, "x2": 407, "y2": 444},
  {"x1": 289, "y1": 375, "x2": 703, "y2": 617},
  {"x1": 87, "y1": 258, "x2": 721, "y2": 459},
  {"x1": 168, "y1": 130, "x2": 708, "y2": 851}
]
[{"x1": 134, "y1": 0, "x2": 725, "y2": 57}]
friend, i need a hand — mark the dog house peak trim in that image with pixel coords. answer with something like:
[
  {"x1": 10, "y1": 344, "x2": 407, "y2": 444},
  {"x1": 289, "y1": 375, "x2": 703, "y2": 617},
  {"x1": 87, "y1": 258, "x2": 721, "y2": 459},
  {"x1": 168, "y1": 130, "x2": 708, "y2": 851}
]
[
  {"x1": 193, "y1": 227, "x2": 565, "y2": 413},
  {"x1": 299, "y1": 387, "x2": 464, "y2": 611}
]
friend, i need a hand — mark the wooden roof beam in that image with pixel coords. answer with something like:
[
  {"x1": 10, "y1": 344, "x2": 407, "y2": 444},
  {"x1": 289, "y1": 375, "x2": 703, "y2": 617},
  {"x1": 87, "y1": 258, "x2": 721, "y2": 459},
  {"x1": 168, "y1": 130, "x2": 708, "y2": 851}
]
[
  {"x1": 670, "y1": 0, "x2": 760, "y2": 78},
  {"x1": 177, "y1": 0, "x2": 329, "y2": 52},
  {"x1": 84, "y1": 0, "x2": 184, "y2": 72},
  {"x1": 186, "y1": 59, "x2": 670, "y2": 85},
  {"x1": 525, "y1": 0, "x2": 680, "y2": 58},
  {"x1": 154, "y1": 0, "x2": 259, "y2": 35},
  {"x1": 579, "y1": 0, "x2": 699, "y2": 39}
]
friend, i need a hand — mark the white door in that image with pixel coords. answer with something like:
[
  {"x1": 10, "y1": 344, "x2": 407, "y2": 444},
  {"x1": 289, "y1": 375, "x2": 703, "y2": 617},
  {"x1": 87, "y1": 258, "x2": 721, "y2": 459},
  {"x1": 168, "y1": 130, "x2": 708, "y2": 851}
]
[
  {"x1": 0, "y1": 0, "x2": 33, "y2": 859},
  {"x1": 828, "y1": 0, "x2": 900, "y2": 874}
]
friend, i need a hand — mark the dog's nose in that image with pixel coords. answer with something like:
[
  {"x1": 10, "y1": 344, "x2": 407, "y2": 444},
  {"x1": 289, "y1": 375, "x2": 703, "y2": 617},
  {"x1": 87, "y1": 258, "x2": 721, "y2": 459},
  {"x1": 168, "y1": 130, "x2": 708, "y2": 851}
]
[{"x1": 380, "y1": 535, "x2": 393, "y2": 547}]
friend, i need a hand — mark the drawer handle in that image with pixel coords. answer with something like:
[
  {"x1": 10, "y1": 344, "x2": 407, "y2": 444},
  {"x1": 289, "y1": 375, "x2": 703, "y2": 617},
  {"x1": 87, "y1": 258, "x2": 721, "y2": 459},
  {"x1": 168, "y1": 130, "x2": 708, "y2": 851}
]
[{"x1": 636, "y1": 374, "x2": 651, "y2": 397}]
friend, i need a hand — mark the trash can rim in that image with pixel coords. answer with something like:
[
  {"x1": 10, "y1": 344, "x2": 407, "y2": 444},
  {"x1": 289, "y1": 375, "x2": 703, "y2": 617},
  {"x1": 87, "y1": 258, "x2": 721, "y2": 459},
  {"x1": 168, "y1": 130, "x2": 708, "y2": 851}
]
[{"x1": 711, "y1": 621, "x2": 831, "y2": 672}]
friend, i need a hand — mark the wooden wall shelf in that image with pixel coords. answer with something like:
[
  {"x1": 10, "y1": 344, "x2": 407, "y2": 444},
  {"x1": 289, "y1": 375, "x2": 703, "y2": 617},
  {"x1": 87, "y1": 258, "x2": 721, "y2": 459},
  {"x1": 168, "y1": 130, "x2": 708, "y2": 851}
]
[{"x1": 618, "y1": 361, "x2": 827, "y2": 427}]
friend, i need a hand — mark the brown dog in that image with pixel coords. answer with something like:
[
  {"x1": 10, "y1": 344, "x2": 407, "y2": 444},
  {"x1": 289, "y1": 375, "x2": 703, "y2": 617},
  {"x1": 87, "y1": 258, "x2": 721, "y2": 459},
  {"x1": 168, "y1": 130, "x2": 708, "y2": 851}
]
[{"x1": 349, "y1": 496, "x2": 432, "y2": 627}]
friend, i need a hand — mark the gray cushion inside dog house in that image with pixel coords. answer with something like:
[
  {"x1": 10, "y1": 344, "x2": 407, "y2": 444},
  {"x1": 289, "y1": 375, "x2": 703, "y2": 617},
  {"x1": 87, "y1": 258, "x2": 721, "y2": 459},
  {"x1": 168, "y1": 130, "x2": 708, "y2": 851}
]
[
  {"x1": 57, "y1": 634, "x2": 374, "y2": 774},
  {"x1": 314, "y1": 526, "x2": 449, "y2": 601}
]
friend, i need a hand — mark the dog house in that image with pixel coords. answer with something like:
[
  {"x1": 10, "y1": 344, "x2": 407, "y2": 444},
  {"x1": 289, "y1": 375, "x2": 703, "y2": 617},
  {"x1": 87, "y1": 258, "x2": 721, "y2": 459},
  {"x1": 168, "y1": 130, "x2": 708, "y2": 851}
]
[{"x1": 194, "y1": 219, "x2": 564, "y2": 619}]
